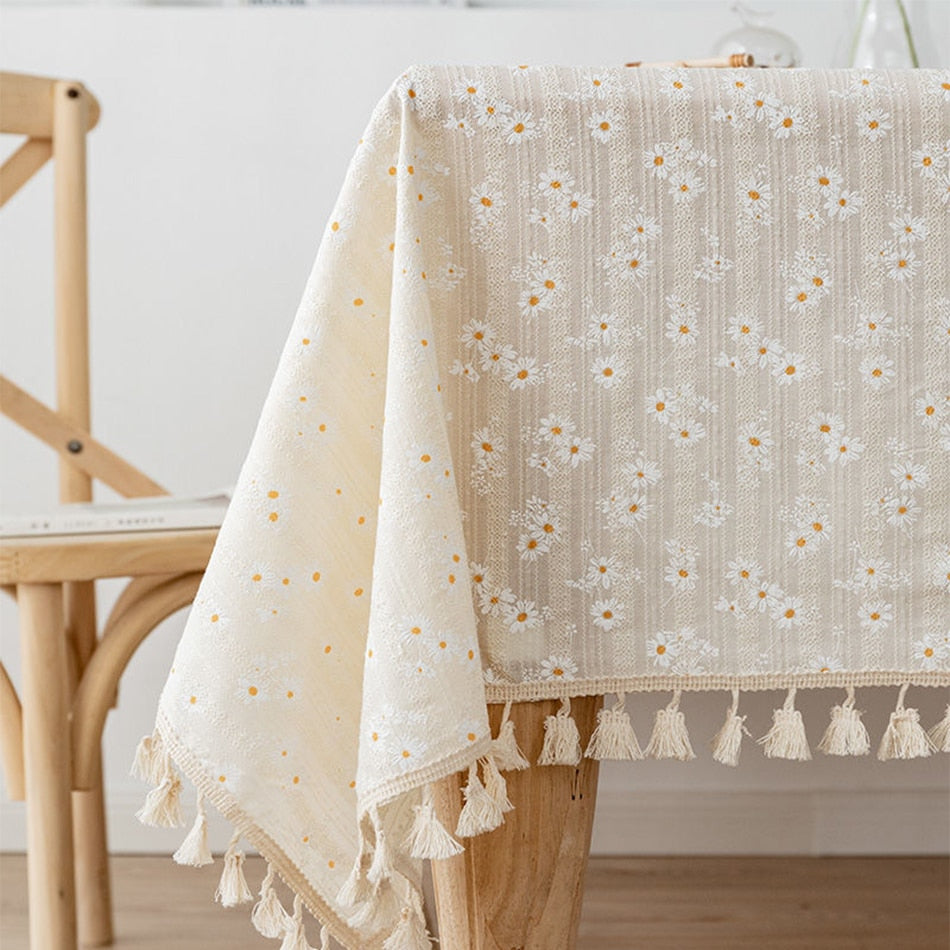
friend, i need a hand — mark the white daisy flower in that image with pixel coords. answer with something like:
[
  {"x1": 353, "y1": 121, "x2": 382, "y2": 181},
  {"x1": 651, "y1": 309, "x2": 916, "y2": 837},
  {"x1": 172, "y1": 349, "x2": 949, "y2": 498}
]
[
  {"x1": 626, "y1": 212, "x2": 662, "y2": 242},
  {"x1": 826, "y1": 434, "x2": 865, "y2": 465},
  {"x1": 726, "y1": 558, "x2": 763, "y2": 587},
  {"x1": 738, "y1": 420, "x2": 774, "y2": 460},
  {"x1": 586, "y1": 555, "x2": 624, "y2": 589},
  {"x1": 589, "y1": 109, "x2": 620, "y2": 143},
  {"x1": 913, "y1": 634, "x2": 949, "y2": 670},
  {"x1": 742, "y1": 90, "x2": 781, "y2": 122},
  {"x1": 669, "y1": 420, "x2": 707, "y2": 446},
  {"x1": 883, "y1": 245, "x2": 921, "y2": 281},
  {"x1": 853, "y1": 555, "x2": 893, "y2": 591},
  {"x1": 913, "y1": 392, "x2": 944, "y2": 428},
  {"x1": 503, "y1": 111, "x2": 539, "y2": 144},
  {"x1": 471, "y1": 426, "x2": 504, "y2": 459},
  {"x1": 646, "y1": 388, "x2": 679, "y2": 422},
  {"x1": 469, "y1": 184, "x2": 505, "y2": 224},
  {"x1": 591, "y1": 598, "x2": 625, "y2": 631},
  {"x1": 669, "y1": 168, "x2": 705, "y2": 203},
  {"x1": 727, "y1": 314, "x2": 763, "y2": 344},
  {"x1": 810, "y1": 411, "x2": 845, "y2": 443},
  {"x1": 460, "y1": 320, "x2": 494, "y2": 350},
  {"x1": 665, "y1": 317, "x2": 698, "y2": 346},
  {"x1": 558, "y1": 191, "x2": 595, "y2": 222},
  {"x1": 771, "y1": 595, "x2": 806, "y2": 629},
  {"x1": 748, "y1": 582, "x2": 784, "y2": 613},
  {"x1": 815, "y1": 655, "x2": 844, "y2": 674},
  {"x1": 611, "y1": 492, "x2": 650, "y2": 527},
  {"x1": 644, "y1": 144, "x2": 671, "y2": 178},
  {"x1": 771, "y1": 350, "x2": 809, "y2": 385},
  {"x1": 858, "y1": 601, "x2": 893, "y2": 632},
  {"x1": 769, "y1": 104, "x2": 806, "y2": 138},
  {"x1": 740, "y1": 178, "x2": 772, "y2": 221},
  {"x1": 890, "y1": 213, "x2": 927, "y2": 245},
  {"x1": 625, "y1": 457, "x2": 662, "y2": 487},
  {"x1": 516, "y1": 532, "x2": 550, "y2": 562},
  {"x1": 857, "y1": 108, "x2": 892, "y2": 141},
  {"x1": 478, "y1": 341, "x2": 518, "y2": 373},
  {"x1": 808, "y1": 164, "x2": 843, "y2": 195},
  {"x1": 444, "y1": 113, "x2": 475, "y2": 137},
  {"x1": 557, "y1": 436, "x2": 596, "y2": 467},
  {"x1": 858, "y1": 354, "x2": 896, "y2": 389},
  {"x1": 647, "y1": 631, "x2": 680, "y2": 667},
  {"x1": 591, "y1": 355, "x2": 623, "y2": 388},
  {"x1": 540, "y1": 655, "x2": 578, "y2": 681},
  {"x1": 664, "y1": 557, "x2": 698, "y2": 593},
  {"x1": 911, "y1": 144, "x2": 942, "y2": 178},
  {"x1": 538, "y1": 415, "x2": 575, "y2": 443},
  {"x1": 504, "y1": 599, "x2": 541, "y2": 633},
  {"x1": 854, "y1": 311, "x2": 895, "y2": 345},
  {"x1": 586, "y1": 313, "x2": 619, "y2": 346},
  {"x1": 536, "y1": 168, "x2": 575, "y2": 198},
  {"x1": 449, "y1": 360, "x2": 479, "y2": 383},
  {"x1": 504, "y1": 356, "x2": 544, "y2": 390},
  {"x1": 659, "y1": 68, "x2": 692, "y2": 99},
  {"x1": 825, "y1": 189, "x2": 862, "y2": 219},
  {"x1": 478, "y1": 585, "x2": 515, "y2": 617},
  {"x1": 884, "y1": 495, "x2": 918, "y2": 530}
]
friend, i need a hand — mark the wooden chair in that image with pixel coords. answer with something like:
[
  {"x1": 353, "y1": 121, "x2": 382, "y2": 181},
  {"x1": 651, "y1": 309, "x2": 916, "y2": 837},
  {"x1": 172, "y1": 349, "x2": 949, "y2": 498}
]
[{"x1": 0, "y1": 71, "x2": 219, "y2": 950}]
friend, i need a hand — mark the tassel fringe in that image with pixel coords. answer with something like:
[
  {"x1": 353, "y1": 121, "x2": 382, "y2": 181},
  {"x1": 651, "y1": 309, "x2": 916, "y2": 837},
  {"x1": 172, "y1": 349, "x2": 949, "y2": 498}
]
[
  {"x1": 366, "y1": 806, "x2": 394, "y2": 887},
  {"x1": 251, "y1": 862, "x2": 291, "y2": 938},
  {"x1": 538, "y1": 697, "x2": 582, "y2": 766},
  {"x1": 645, "y1": 690, "x2": 695, "y2": 761},
  {"x1": 585, "y1": 693, "x2": 643, "y2": 761},
  {"x1": 279, "y1": 894, "x2": 315, "y2": 950},
  {"x1": 319, "y1": 924, "x2": 331, "y2": 950},
  {"x1": 455, "y1": 763, "x2": 504, "y2": 837},
  {"x1": 131, "y1": 730, "x2": 167, "y2": 786},
  {"x1": 928, "y1": 705, "x2": 950, "y2": 753},
  {"x1": 406, "y1": 785, "x2": 464, "y2": 859},
  {"x1": 215, "y1": 831, "x2": 253, "y2": 907},
  {"x1": 173, "y1": 792, "x2": 213, "y2": 866},
  {"x1": 817, "y1": 686, "x2": 870, "y2": 757},
  {"x1": 491, "y1": 701, "x2": 530, "y2": 771},
  {"x1": 382, "y1": 888, "x2": 433, "y2": 950},
  {"x1": 757, "y1": 688, "x2": 812, "y2": 760},
  {"x1": 481, "y1": 755, "x2": 514, "y2": 813},
  {"x1": 710, "y1": 689, "x2": 750, "y2": 767},
  {"x1": 135, "y1": 758, "x2": 184, "y2": 828},
  {"x1": 877, "y1": 684, "x2": 937, "y2": 761}
]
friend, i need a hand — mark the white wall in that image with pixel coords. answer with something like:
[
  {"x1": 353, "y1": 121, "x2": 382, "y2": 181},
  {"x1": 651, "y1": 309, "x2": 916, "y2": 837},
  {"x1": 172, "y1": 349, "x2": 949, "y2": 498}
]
[{"x1": 1, "y1": 2, "x2": 948, "y2": 857}]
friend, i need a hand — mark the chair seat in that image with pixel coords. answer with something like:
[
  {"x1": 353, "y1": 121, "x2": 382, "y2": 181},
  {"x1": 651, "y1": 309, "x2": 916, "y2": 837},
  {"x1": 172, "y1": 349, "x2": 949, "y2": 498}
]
[{"x1": 0, "y1": 528, "x2": 219, "y2": 584}]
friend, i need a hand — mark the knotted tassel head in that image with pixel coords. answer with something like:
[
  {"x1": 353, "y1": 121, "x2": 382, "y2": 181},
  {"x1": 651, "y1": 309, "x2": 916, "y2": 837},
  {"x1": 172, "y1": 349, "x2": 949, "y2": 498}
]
[
  {"x1": 455, "y1": 762, "x2": 503, "y2": 837},
  {"x1": 491, "y1": 701, "x2": 530, "y2": 771},
  {"x1": 585, "y1": 693, "x2": 643, "y2": 761},
  {"x1": 645, "y1": 690, "x2": 695, "y2": 761},
  {"x1": 927, "y1": 704, "x2": 950, "y2": 753},
  {"x1": 757, "y1": 687, "x2": 812, "y2": 760},
  {"x1": 251, "y1": 862, "x2": 291, "y2": 939},
  {"x1": 134, "y1": 757, "x2": 184, "y2": 828},
  {"x1": 173, "y1": 791, "x2": 213, "y2": 866},
  {"x1": 877, "y1": 684, "x2": 937, "y2": 761},
  {"x1": 817, "y1": 686, "x2": 870, "y2": 757},
  {"x1": 130, "y1": 730, "x2": 167, "y2": 786},
  {"x1": 710, "y1": 688, "x2": 750, "y2": 767},
  {"x1": 278, "y1": 894, "x2": 314, "y2": 950},
  {"x1": 215, "y1": 831, "x2": 253, "y2": 907},
  {"x1": 382, "y1": 887, "x2": 433, "y2": 950},
  {"x1": 405, "y1": 784, "x2": 464, "y2": 860},
  {"x1": 537, "y1": 697, "x2": 582, "y2": 766}
]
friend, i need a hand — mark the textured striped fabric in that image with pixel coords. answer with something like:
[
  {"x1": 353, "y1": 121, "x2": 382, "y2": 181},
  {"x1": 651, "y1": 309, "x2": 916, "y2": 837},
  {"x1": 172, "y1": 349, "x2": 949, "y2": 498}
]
[{"x1": 144, "y1": 67, "x2": 950, "y2": 948}]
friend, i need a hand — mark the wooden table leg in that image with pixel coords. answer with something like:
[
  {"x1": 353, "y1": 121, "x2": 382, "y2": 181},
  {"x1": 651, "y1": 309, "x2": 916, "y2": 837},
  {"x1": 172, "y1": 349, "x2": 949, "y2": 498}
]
[
  {"x1": 19, "y1": 582, "x2": 78, "y2": 950},
  {"x1": 432, "y1": 696, "x2": 603, "y2": 950}
]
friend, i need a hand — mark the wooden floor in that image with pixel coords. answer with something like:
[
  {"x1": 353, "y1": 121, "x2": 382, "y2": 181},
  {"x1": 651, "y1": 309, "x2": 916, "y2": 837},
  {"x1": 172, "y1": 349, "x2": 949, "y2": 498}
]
[{"x1": 1, "y1": 854, "x2": 947, "y2": 949}]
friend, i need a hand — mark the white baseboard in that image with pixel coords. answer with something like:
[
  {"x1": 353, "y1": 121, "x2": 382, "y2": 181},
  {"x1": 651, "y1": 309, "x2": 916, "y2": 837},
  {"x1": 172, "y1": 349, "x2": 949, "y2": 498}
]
[{"x1": 2, "y1": 788, "x2": 947, "y2": 856}]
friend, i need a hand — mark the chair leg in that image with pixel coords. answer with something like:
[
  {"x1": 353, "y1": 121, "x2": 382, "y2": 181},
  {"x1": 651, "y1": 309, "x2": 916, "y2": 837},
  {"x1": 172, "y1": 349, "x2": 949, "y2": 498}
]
[
  {"x1": 431, "y1": 696, "x2": 603, "y2": 950},
  {"x1": 73, "y1": 747, "x2": 113, "y2": 946},
  {"x1": 19, "y1": 582, "x2": 78, "y2": 950}
]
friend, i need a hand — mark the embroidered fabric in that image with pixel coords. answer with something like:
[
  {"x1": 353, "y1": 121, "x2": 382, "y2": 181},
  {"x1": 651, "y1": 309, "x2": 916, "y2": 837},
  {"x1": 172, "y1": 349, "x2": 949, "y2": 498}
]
[{"x1": 145, "y1": 66, "x2": 950, "y2": 946}]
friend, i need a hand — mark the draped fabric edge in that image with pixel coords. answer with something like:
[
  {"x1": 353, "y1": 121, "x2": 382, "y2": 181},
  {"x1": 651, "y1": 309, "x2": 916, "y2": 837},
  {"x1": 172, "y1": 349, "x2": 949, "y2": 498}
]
[{"x1": 133, "y1": 681, "x2": 950, "y2": 949}]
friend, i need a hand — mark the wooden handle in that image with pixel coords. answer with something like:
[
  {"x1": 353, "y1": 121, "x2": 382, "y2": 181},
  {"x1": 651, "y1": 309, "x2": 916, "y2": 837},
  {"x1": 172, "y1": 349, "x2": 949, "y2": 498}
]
[{"x1": 627, "y1": 53, "x2": 754, "y2": 68}]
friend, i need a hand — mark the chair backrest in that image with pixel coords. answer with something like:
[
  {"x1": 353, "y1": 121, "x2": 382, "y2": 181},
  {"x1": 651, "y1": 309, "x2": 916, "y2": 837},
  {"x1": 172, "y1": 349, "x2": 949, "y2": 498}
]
[{"x1": 0, "y1": 71, "x2": 166, "y2": 502}]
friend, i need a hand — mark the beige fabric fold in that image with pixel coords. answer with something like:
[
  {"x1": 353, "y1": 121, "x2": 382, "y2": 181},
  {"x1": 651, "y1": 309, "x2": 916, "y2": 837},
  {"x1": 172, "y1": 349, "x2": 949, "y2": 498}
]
[{"x1": 150, "y1": 66, "x2": 950, "y2": 946}]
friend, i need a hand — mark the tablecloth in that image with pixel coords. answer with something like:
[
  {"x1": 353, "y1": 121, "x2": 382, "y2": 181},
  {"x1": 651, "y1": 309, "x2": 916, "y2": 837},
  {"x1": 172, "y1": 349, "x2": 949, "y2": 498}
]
[{"x1": 136, "y1": 65, "x2": 950, "y2": 949}]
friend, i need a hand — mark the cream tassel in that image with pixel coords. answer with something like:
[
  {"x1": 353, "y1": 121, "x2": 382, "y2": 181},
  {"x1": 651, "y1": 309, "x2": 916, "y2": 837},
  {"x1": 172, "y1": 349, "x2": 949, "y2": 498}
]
[
  {"x1": 455, "y1": 763, "x2": 503, "y2": 837},
  {"x1": 927, "y1": 704, "x2": 950, "y2": 753},
  {"x1": 491, "y1": 701, "x2": 530, "y2": 771},
  {"x1": 585, "y1": 693, "x2": 643, "y2": 761},
  {"x1": 366, "y1": 806, "x2": 394, "y2": 887},
  {"x1": 130, "y1": 730, "x2": 166, "y2": 785},
  {"x1": 405, "y1": 784, "x2": 464, "y2": 860},
  {"x1": 817, "y1": 686, "x2": 870, "y2": 756},
  {"x1": 215, "y1": 831, "x2": 253, "y2": 907},
  {"x1": 481, "y1": 754, "x2": 513, "y2": 813},
  {"x1": 382, "y1": 888, "x2": 433, "y2": 950},
  {"x1": 318, "y1": 924, "x2": 331, "y2": 950},
  {"x1": 251, "y1": 862, "x2": 290, "y2": 938},
  {"x1": 757, "y1": 688, "x2": 811, "y2": 760},
  {"x1": 538, "y1": 697, "x2": 582, "y2": 766},
  {"x1": 877, "y1": 684, "x2": 937, "y2": 761},
  {"x1": 336, "y1": 821, "x2": 373, "y2": 908},
  {"x1": 279, "y1": 894, "x2": 315, "y2": 950},
  {"x1": 710, "y1": 689, "x2": 750, "y2": 767},
  {"x1": 645, "y1": 690, "x2": 695, "y2": 761},
  {"x1": 134, "y1": 758, "x2": 184, "y2": 828},
  {"x1": 173, "y1": 792, "x2": 213, "y2": 866}
]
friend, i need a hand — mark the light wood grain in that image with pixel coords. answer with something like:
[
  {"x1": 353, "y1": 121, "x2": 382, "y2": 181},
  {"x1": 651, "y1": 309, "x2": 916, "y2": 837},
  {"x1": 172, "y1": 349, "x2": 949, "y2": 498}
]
[
  {"x1": 432, "y1": 697, "x2": 603, "y2": 950},
  {"x1": 1, "y1": 854, "x2": 945, "y2": 950}
]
